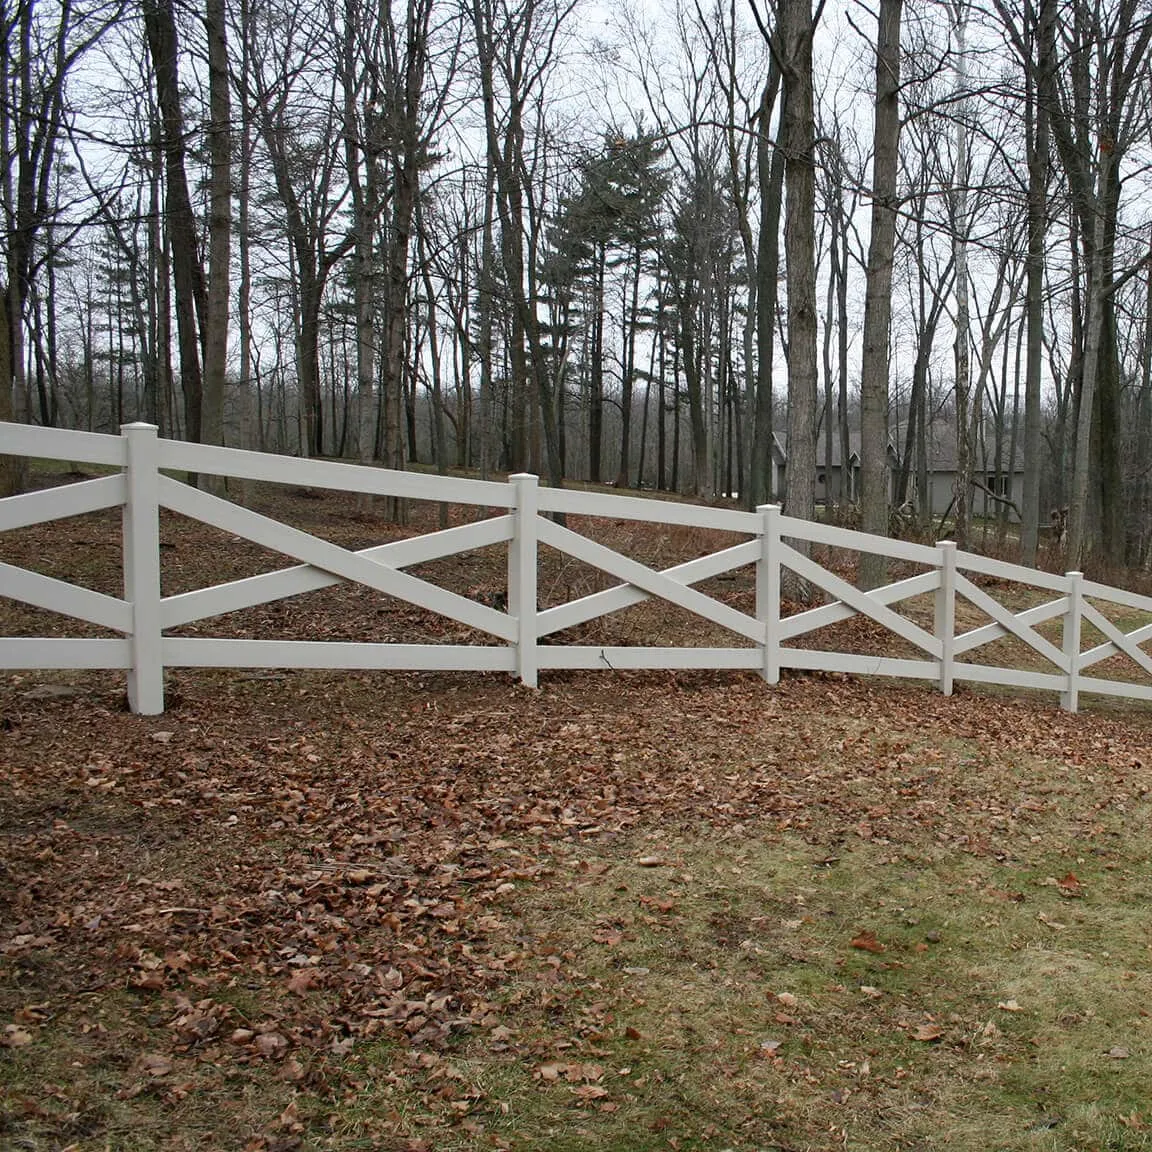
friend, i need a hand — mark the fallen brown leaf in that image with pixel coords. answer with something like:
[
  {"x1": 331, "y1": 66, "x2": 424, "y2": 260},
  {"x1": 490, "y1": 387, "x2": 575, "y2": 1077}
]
[
  {"x1": 254, "y1": 1032, "x2": 288, "y2": 1059},
  {"x1": 1057, "y1": 872, "x2": 1083, "y2": 895},
  {"x1": 571, "y1": 1083, "x2": 610, "y2": 1100},
  {"x1": 851, "y1": 931, "x2": 885, "y2": 954}
]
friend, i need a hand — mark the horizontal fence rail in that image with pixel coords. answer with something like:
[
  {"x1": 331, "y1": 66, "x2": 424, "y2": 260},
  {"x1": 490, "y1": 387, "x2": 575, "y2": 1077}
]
[{"x1": 2, "y1": 420, "x2": 1152, "y2": 715}]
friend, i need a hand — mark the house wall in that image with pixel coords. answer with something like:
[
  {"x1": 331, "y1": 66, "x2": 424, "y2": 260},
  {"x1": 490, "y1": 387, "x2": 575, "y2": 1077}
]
[
  {"x1": 927, "y1": 471, "x2": 1024, "y2": 522},
  {"x1": 764, "y1": 458, "x2": 787, "y2": 503},
  {"x1": 816, "y1": 465, "x2": 854, "y2": 505}
]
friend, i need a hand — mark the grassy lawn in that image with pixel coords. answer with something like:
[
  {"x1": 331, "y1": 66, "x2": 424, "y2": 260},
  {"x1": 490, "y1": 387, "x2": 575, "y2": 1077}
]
[{"x1": 457, "y1": 832, "x2": 1152, "y2": 1152}]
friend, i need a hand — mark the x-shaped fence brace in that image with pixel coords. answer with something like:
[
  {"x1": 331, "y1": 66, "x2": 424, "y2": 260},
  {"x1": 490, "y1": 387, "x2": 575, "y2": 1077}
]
[{"x1": 4, "y1": 420, "x2": 1152, "y2": 716}]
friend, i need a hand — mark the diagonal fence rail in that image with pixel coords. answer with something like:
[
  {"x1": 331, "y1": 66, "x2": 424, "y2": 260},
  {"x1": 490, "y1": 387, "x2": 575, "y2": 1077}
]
[{"x1": 2, "y1": 420, "x2": 1151, "y2": 716}]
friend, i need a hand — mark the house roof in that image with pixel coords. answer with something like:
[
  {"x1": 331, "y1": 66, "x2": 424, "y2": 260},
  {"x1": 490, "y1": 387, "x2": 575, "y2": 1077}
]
[
  {"x1": 773, "y1": 422, "x2": 1026, "y2": 473},
  {"x1": 777, "y1": 430, "x2": 897, "y2": 468},
  {"x1": 920, "y1": 420, "x2": 1026, "y2": 473}
]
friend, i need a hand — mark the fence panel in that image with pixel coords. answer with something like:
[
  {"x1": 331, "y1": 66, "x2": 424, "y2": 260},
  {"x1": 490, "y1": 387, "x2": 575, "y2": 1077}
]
[{"x1": 3, "y1": 420, "x2": 1152, "y2": 716}]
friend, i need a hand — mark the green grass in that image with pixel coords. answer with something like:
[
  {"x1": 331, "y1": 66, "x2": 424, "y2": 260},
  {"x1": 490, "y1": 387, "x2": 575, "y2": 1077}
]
[
  {"x1": 234, "y1": 805, "x2": 1152, "y2": 1150},
  {"x1": 333, "y1": 825, "x2": 1152, "y2": 1152}
]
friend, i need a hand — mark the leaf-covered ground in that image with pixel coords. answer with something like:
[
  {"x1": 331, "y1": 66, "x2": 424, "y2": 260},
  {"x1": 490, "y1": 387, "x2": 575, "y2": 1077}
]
[{"x1": 3, "y1": 479, "x2": 1152, "y2": 1151}]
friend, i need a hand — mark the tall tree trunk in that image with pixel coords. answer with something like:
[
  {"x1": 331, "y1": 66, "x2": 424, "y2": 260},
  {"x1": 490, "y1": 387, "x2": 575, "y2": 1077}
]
[
  {"x1": 657, "y1": 282, "x2": 668, "y2": 490},
  {"x1": 752, "y1": 69, "x2": 782, "y2": 506},
  {"x1": 822, "y1": 231, "x2": 835, "y2": 509},
  {"x1": 237, "y1": 0, "x2": 256, "y2": 469},
  {"x1": 296, "y1": 268, "x2": 324, "y2": 457},
  {"x1": 379, "y1": 0, "x2": 434, "y2": 517},
  {"x1": 0, "y1": 288, "x2": 16, "y2": 495},
  {"x1": 833, "y1": 157, "x2": 851, "y2": 512},
  {"x1": 859, "y1": 0, "x2": 902, "y2": 588},
  {"x1": 951, "y1": 2, "x2": 972, "y2": 549},
  {"x1": 477, "y1": 159, "x2": 496, "y2": 480},
  {"x1": 382, "y1": 153, "x2": 416, "y2": 492},
  {"x1": 415, "y1": 231, "x2": 449, "y2": 530},
  {"x1": 590, "y1": 249, "x2": 604, "y2": 482},
  {"x1": 143, "y1": 0, "x2": 206, "y2": 445},
  {"x1": 471, "y1": 0, "x2": 564, "y2": 491},
  {"x1": 202, "y1": 0, "x2": 230, "y2": 457},
  {"x1": 1096, "y1": 176, "x2": 1124, "y2": 563},
  {"x1": 152, "y1": 121, "x2": 175, "y2": 437},
  {"x1": 339, "y1": 0, "x2": 384, "y2": 480},
  {"x1": 679, "y1": 282, "x2": 710, "y2": 499},
  {"x1": 778, "y1": 0, "x2": 818, "y2": 542},
  {"x1": 638, "y1": 319, "x2": 657, "y2": 488},
  {"x1": 1133, "y1": 250, "x2": 1152, "y2": 564},
  {"x1": 1020, "y1": 0, "x2": 1053, "y2": 565},
  {"x1": 615, "y1": 246, "x2": 642, "y2": 488},
  {"x1": 1067, "y1": 159, "x2": 1111, "y2": 568}
]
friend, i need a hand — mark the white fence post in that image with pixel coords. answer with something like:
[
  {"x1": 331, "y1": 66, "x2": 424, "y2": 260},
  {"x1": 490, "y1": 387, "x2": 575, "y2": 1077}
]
[
  {"x1": 935, "y1": 540, "x2": 956, "y2": 696},
  {"x1": 757, "y1": 504, "x2": 781, "y2": 684},
  {"x1": 1062, "y1": 570, "x2": 1083, "y2": 713},
  {"x1": 508, "y1": 473, "x2": 539, "y2": 687},
  {"x1": 122, "y1": 422, "x2": 164, "y2": 714}
]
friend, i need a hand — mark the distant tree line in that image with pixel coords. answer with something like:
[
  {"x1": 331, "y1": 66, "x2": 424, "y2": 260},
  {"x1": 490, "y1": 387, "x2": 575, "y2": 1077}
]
[{"x1": 2, "y1": 0, "x2": 1151, "y2": 573}]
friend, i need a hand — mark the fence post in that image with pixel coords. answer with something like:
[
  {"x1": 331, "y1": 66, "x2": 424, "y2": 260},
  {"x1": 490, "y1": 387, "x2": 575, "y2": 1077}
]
[
  {"x1": 1062, "y1": 570, "x2": 1083, "y2": 713},
  {"x1": 122, "y1": 422, "x2": 164, "y2": 714},
  {"x1": 756, "y1": 504, "x2": 781, "y2": 684},
  {"x1": 935, "y1": 540, "x2": 956, "y2": 697},
  {"x1": 508, "y1": 473, "x2": 539, "y2": 688}
]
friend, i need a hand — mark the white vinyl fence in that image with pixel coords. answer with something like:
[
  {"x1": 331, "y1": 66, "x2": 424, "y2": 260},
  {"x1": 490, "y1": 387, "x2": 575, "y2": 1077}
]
[{"x1": 2, "y1": 420, "x2": 1152, "y2": 715}]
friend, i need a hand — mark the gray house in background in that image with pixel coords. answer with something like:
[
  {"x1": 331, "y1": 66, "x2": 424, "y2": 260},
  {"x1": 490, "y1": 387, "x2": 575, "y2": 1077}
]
[
  {"x1": 777, "y1": 431, "x2": 900, "y2": 505},
  {"x1": 768, "y1": 432, "x2": 787, "y2": 502},
  {"x1": 772, "y1": 423, "x2": 1025, "y2": 521},
  {"x1": 919, "y1": 422, "x2": 1026, "y2": 522}
]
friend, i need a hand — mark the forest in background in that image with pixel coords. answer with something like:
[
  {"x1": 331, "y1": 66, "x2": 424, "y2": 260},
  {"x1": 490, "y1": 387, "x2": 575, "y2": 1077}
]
[{"x1": 1, "y1": 0, "x2": 1151, "y2": 574}]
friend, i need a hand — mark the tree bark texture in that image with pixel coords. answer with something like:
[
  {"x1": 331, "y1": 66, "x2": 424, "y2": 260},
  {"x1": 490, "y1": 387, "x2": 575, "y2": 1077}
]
[
  {"x1": 203, "y1": 0, "x2": 231, "y2": 455},
  {"x1": 778, "y1": 0, "x2": 818, "y2": 539},
  {"x1": 752, "y1": 64, "x2": 782, "y2": 507},
  {"x1": 143, "y1": 0, "x2": 206, "y2": 445},
  {"x1": 859, "y1": 0, "x2": 902, "y2": 589}
]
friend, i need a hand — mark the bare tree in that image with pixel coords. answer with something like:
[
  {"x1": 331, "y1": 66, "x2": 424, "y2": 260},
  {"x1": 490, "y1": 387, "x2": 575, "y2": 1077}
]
[
  {"x1": 142, "y1": 0, "x2": 208, "y2": 448},
  {"x1": 776, "y1": 0, "x2": 820, "y2": 536},
  {"x1": 859, "y1": 0, "x2": 902, "y2": 589},
  {"x1": 949, "y1": 0, "x2": 973, "y2": 549},
  {"x1": 1, "y1": 0, "x2": 121, "y2": 493},
  {"x1": 1049, "y1": 0, "x2": 1152, "y2": 567},
  {"x1": 470, "y1": 0, "x2": 573, "y2": 490},
  {"x1": 752, "y1": 60, "x2": 782, "y2": 507},
  {"x1": 988, "y1": 0, "x2": 1058, "y2": 563},
  {"x1": 246, "y1": 0, "x2": 353, "y2": 457},
  {"x1": 203, "y1": 0, "x2": 231, "y2": 453}
]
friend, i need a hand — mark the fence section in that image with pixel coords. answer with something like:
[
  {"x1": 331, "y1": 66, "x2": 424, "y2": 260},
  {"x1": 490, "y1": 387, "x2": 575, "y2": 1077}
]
[{"x1": 2, "y1": 420, "x2": 1152, "y2": 716}]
